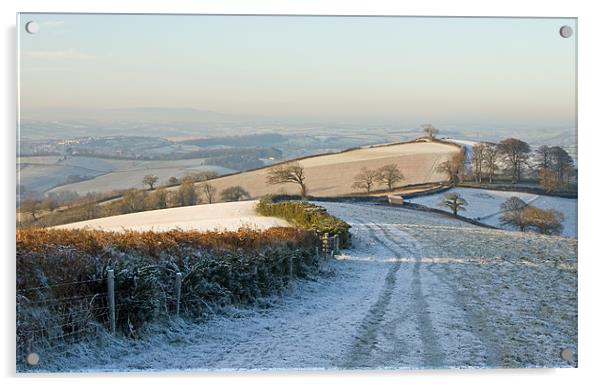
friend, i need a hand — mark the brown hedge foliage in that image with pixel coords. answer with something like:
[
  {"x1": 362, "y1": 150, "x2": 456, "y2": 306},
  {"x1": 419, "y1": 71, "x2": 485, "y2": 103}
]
[{"x1": 16, "y1": 227, "x2": 320, "y2": 348}]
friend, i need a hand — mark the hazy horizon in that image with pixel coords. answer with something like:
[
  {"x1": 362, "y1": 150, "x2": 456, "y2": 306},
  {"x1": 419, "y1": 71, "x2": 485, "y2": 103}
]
[{"x1": 19, "y1": 14, "x2": 576, "y2": 133}]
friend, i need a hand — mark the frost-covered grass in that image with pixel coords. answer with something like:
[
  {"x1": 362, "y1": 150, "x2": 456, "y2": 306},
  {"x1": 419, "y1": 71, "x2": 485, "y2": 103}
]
[
  {"x1": 54, "y1": 201, "x2": 290, "y2": 232},
  {"x1": 23, "y1": 202, "x2": 577, "y2": 372},
  {"x1": 406, "y1": 187, "x2": 577, "y2": 238}
]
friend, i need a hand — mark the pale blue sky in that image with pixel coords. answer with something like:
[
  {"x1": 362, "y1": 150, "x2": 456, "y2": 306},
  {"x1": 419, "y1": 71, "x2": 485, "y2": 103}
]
[{"x1": 18, "y1": 14, "x2": 576, "y2": 127}]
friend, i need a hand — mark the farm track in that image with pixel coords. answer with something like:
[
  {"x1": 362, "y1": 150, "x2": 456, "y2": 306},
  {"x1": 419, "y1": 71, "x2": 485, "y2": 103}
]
[{"x1": 28, "y1": 202, "x2": 577, "y2": 371}]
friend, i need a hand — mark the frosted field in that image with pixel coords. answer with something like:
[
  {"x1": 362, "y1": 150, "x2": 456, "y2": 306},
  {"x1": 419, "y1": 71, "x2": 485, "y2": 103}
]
[
  {"x1": 170, "y1": 141, "x2": 459, "y2": 200},
  {"x1": 35, "y1": 202, "x2": 577, "y2": 371},
  {"x1": 47, "y1": 164, "x2": 232, "y2": 196},
  {"x1": 407, "y1": 187, "x2": 577, "y2": 238},
  {"x1": 54, "y1": 200, "x2": 289, "y2": 232},
  {"x1": 18, "y1": 156, "x2": 233, "y2": 196}
]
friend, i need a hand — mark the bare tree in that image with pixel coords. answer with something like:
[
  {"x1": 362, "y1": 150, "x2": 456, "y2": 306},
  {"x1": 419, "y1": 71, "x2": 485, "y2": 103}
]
[
  {"x1": 436, "y1": 151, "x2": 465, "y2": 186},
  {"x1": 178, "y1": 179, "x2": 198, "y2": 206},
  {"x1": 82, "y1": 195, "x2": 101, "y2": 220},
  {"x1": 146, "y1": 188, "x2": 168, "y2": 209},
  {"x1": 538, "y1": 168, "x2": 563, "y2": 193},
  {"x1": 121, "y1": 189, "x2": 148, "y2": 213},
  {"x1": 439, "y1": 192, "x2": 467, "y2": 216},
  {"x1": 471, "y1": 143, "x2": 486, "y2": 184},
  {"x1": 500, "y1": 197, "x2": 529, "y2": 231},
  {"x1": 549, "y1": 146, "x2": 574, "y2": 186},
  {"x1": 351, "y1": 167, "x2": 381, "y2": 193},
  {"x1": 20, "y1": 199, "x2": 40, "y2": 221},
  {"x1": 266, "y1": 161, "x2": 307, "y2": 197},
  {"x1": 535, "y1": 145, "x2": 553, "y2": 171},
  {"x1": 482, "y1": 142, "x2": 499, "y2": 183},
  {"x1": 523, "y1": 206, "x2": 564, "y2": 235},
  {"x1": 376, "y1": 164, "x2": 405, "y2": 191},
  {"x1": 41, "y1": 198, "x2": 59, "y2": 213},
  {"x1": 143, "y1": 174, "x2": 159, "y2": 190},
  {"x1": 199, "y1": 182, "x2": 218, "y2": 204},
  {"x1": 421, "y1": 124, "x2": 440, "y2": 140},
  {"x1": 498, "y1": 138, "x2": 531, "y2": 184},
  {"x1": 220, "y1": 186, "x2": 251, "y2": 202}
]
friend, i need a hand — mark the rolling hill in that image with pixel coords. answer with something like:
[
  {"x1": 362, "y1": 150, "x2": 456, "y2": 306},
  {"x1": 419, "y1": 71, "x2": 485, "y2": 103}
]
[{"x1": 182, "y1": 139, "x2": 460, "y2": 200}]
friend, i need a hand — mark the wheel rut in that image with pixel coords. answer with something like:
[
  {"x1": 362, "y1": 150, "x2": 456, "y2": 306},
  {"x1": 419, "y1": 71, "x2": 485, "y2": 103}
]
[{"x1": 340, "y1": 219, "x2": 445, "y2": 369}]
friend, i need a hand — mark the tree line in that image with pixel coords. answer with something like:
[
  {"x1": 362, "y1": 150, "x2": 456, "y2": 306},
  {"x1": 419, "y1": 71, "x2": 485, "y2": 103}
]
[
  {"x1": 470, "y1": 139, "x2": 575, "y2": 191},
  {"x1": 18, "y1": 171, "x2": 252, "y2": 227}
]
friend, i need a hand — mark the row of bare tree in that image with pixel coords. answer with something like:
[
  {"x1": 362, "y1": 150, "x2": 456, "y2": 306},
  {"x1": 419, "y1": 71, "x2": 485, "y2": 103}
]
[
  {"x1": 351, "y1": 164, "x2": 405, "y2": 193},
  {"x1": 471, "y1": 139, "x2": 575, "y2": 190}
]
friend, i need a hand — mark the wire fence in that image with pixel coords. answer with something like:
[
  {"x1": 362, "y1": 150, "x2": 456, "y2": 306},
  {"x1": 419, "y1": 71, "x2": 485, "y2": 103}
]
[{"x1": 16, "y1": 233, "x2": 341, "y2": 367}]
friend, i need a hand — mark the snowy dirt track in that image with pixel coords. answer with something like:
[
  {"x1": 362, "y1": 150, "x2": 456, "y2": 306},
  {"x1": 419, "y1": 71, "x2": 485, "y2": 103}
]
[{"x1": 37, "y1": 203, "x2": 577, "y2": 372}]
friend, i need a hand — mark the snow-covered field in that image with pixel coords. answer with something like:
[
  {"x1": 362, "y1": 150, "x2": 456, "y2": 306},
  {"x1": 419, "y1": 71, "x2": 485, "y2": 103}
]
[
  {"x1": 53, "y1": 201, "x2": 289, "y2": 232},
  {"x1": 406, "y1": 187, "x2": 577, "y2": 238},
  {"x1": 169, "y1": 141, "x2": 459, "y2": 200},
  {"x1": 34, "y1": 202, "x2": 577, "y2": 371}
]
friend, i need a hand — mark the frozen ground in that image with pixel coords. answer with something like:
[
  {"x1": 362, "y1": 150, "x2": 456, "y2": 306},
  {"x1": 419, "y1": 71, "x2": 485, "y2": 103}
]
[
  {"x1": 31, "y1": 202, "x2": 577, "y2": 372},
  {"x1": 54, "y1": 201, "x2": 289, "y2": 232},
  {"x1": 406, "y1": 187, "x2": 577, "y2": 238}
]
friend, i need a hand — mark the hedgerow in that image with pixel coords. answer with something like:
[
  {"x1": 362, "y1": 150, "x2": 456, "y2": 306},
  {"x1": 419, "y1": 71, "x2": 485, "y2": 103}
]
[
  {"x1": 16, "y1": 227, "x2": 319, "y2": 349},
  {"x1": 256, "y1": 196, "x2": 352, "y2": 248}
]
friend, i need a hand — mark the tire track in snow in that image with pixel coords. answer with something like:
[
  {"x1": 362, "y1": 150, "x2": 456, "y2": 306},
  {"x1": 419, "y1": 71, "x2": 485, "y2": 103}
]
[
  {"x1": 340, "y1": 215, "x2": 445, "y2": 369},
  {"x1": 372, "y1": 223, "x2": 446, "y2": 368},
  {"x1": 383, "y1": 222, "x2": 503, "y2": 367}
]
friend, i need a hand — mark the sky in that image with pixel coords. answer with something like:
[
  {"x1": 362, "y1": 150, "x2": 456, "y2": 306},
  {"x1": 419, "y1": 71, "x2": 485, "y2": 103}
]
[{"x1": 18, "y1": 14, "x2": 576, "y2": 128}]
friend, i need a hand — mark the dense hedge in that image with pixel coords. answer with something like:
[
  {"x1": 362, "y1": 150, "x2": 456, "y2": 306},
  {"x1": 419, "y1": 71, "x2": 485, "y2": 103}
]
[
  {"x1": 256, "y1": 196, "x2": 352, "y2": 248},
  {"x1": 16, "y1": 227, "x2": 319, "y2": 349}
]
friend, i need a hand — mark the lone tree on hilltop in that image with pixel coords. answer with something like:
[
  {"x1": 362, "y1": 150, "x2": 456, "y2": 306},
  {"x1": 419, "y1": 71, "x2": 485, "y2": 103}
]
[
  {"x1": 439, "y1": 192, "x2": 467, "y2": 216},
  {"x1": 220, "y1": 186, "x2": 251, "y2": 202},
  {"x1": 351, "y1": 167, "x2": 381, "y2": 193},
  {"x1": 143, "y1": 174, "x2": 159, "y2": 190},
  {"x1": 421, "y1": 124, "x2": 440, "y2": 140},
  {"x1": 266, "y1": 161, "x2": 307, "y2": 198},
  {"x1": 199, "y1": 182, "x2": 218, "y2": 204},
  {"x1": 498, "y1": 138, "x2": 531, "y2": 184},
  {"x1": 376, "y1": 164, "x2": 405, "y2": 192},
  {"x1": 436, "y1": 151, "x2": 465, "y2": 186}
]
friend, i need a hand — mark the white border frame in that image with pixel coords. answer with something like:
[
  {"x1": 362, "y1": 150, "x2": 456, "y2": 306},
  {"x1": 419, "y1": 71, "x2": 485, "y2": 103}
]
[{"x1": 3, "y1": 1, "x2": 600, "y2": 385}]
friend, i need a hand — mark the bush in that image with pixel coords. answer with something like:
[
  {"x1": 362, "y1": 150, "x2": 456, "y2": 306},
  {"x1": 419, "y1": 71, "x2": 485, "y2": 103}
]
[
  {"x1": 16, "y1": 227, "x2": 319, "y2": 347},
  {"x1": 256, "y1": 196, "x2": 352, "y2": 248}
]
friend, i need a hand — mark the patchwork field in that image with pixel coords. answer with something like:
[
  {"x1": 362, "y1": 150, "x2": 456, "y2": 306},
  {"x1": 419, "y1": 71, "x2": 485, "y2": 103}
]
[
  {"x1": 53, "y1": 200, "x2": 289, "y2": 232},
  {"x1": 18, "y1": 156, "x2": 233, "y2": 196},
  {"x1": 182, "y1": 141, "x2": 459, "y2": 199}
]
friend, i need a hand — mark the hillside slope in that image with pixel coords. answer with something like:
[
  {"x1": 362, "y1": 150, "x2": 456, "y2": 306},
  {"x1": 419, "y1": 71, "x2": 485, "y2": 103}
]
[
  {"x1": 39, "y1": 202, "x2": 576, "y2": 371},
  {"x1": 186, "y1": 140, "x2": 459, "y2": 200},
  {"x1": 54, "y1": 201, "x2": 289, "y2": 232}
]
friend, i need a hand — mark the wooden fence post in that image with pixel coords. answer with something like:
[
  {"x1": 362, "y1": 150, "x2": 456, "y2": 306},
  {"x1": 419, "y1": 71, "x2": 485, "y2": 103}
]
[
  {"x1": 175, "y1": 272, "x2": 182, "y2": 317},
  {"x1": 322, "y1": 233, "x2": 329, "y2": 257},
  {"x1": 334, "y1": 234, "x2": 340, "y2": 254},
  {"x1": 107, "y1": 269, "x2": 115, "y2": 335}
]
